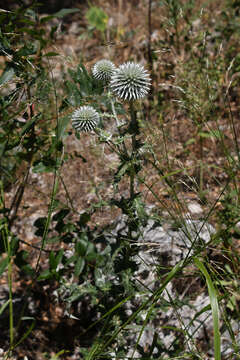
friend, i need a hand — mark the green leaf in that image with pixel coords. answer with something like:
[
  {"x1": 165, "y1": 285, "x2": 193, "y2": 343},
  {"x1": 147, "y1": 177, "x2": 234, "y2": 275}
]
[
  {"x1": 34, "y1": 217, "x2": 47, "y2": 237},
  {"x1": 16, "y1": 43, "x2": 36, "y2": 57},
  {"x1": 21, "y1": 264, "x2": 35, "y2": 277},
  {"x1": 10, "y1": 236, "x2": 19, "y2": 255},
  {"x1": 19, "y1": 116, "x2": 37, "y2": 137},
  {"x1": 78, "y1": 212, "x2": 91, "y2": 226},
  {"x1": 56, "y1": 114, "x2": 71, "y2": 139},
  {"x1": 32, "y1": 160, "x2": 58, "y2": 173},
  {"x1": 75, "y1": 239, "x2": 88, "y2": 257},
  {"x1": 0, "y1": 256, "x2": 8, "y2": 276},
  {"x1": 53, "y1": 208, "x2": 70, "y2": 222},
  {"x1": 85, "y1": 242, "x2": 95, "y2": 256},
  {"x1": 199, "y1": 131, "x2": 211, "y2": 138},
  {"x1": 185, "y1": 138, "x2": 196, "y2": 146},
  {"x1": 86, "y1": 6, "x2": 108, "y2": 32},
  {"x1": 14, "y1": 318, "x2": 36, "y2": 348},
  {"x1": 0, "y1": 67, "x2": 15, "y2": 85},
  {"x1": 194, "y1": 258, "x2": 221, "y2": 360},
  {"x1": 0, "y1": 299, "x2": 10, "y2": 316},
  {"x1": 49, "y1": 251, "x2": 56, "y2": 270},
  {"x1": 133, "y1": 196, "x2": 147, "y2": 223},
  {"x1": 37, "y1": 269, "x2": 52, "y2": 281},
  {"x1": 49, "y1": 250, "x2": 63, "y2": 270},
  {"x1": 114, "y1": 162, "x2": 130, "y2": 183},
  {"x1": 0, "y1": 139, "x2": 7, "y2": 158},
  {"x1": 32, "y1": 162, "x2": 48, "y2": 173},
  {"x1": 53, "y1": 8, "x2": 80, "y2": 18},
  {"x1": 199, "y1": 130, "x2": 222, "y2": 139},
  {"x1": 67, "y1": 64, "x2": 95, "y2": 97},
  {"x1": 55, "y1": 249, "x2": 64, "y2": 268},
  {"x1": 51, "y1": 350, "x2": 69, "y2": 359},
  {"x1": 85, "y1": 250, "x2": 97, "y2": 262},
  {"x1": 64, "y1": 80, "x2": 82, "y2": 105},
  {"x1": 208, "y1": 129, "x2": 222, "y2": 139},
  {"x1": 74, "y1": 257, "x2": 85, "y2": 276},
  {"x1": 40, "y1": 15, "x2": 55, "y2": 23}
]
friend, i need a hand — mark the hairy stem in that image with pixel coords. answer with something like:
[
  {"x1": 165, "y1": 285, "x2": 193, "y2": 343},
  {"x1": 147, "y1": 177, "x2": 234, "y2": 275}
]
[{"x1": 129, "y1": 101, "x2": 138, "y2": 199}]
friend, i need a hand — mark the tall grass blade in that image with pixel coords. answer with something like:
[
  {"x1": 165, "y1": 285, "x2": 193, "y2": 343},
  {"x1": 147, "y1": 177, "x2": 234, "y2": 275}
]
[
  {"x1": 194, "y1": 258, "x2": 221, "y2": 360},
  {"x1": 0, "y1": 299, "x2": 10, "y2": 316}
]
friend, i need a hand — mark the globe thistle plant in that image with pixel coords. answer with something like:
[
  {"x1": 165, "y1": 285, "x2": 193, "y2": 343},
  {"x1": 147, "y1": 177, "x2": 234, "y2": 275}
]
[
  {"x1": 92, "y1": 59, "x2": 116, "y2": 82},
  {"x1": 110, "y1": 62, "x2": 151, "y2": 101},
  {"x1": 71, "y1": 106, "x2": 100, "y2": 132}
]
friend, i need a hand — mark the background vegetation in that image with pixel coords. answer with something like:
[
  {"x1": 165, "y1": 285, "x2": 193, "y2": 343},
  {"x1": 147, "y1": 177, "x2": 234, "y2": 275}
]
[{"x1": 0, "y1": 0, "x2": 240, "y2": 359}]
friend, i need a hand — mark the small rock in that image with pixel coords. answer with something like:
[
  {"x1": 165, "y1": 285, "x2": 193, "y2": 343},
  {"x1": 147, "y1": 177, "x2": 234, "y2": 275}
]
[{"x1": 187, "y1": 202, "x2": 203, "y2": 214}]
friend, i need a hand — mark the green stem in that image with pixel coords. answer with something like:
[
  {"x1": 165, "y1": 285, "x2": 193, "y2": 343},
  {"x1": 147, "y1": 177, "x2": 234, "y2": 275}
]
[
  {"x1": 129, "y1": 101, "x2": 138, "y2": 198},
  {"x1": 130, "y1": 167, "x2": 135, "y2": 200},
  {"x1": 35, "y1": 57, "x2": 63, "y2": 275},
  {"x1": 7, "y1": 238, "x2": 14, "y2": 349},
  {"x1": 199, "y1": 130, "x2": 206, "y2": 202},
  {"x1": 110, "y1": 97, "x2": 120, "y2": 127},
  {"x1": 35, "y1": 169, "x2": 60, "y2": 274},
  {"x1": 0, "y1": 182, "x2": 14, "y2": 349},
  {"x1": 110, "y1": 97, "x2": 129, "y2": 156}
]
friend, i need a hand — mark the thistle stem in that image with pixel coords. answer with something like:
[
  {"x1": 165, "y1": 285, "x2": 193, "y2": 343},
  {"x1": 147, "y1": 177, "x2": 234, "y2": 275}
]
[{"x1": 129, "y1": 101, "x2": 138, "y2": 199}]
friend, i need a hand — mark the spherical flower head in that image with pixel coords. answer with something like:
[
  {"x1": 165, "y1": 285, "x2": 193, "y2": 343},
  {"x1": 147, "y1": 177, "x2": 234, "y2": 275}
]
[
  {"x1": 71, "y1": 106, "x2": 99, "y2": 132},
  {"x1": 92, "y1": 59, "x2": 116, "y2": 82},
  {"x1": 110, "y1": 62, "x2": 151, "y2": 101}
]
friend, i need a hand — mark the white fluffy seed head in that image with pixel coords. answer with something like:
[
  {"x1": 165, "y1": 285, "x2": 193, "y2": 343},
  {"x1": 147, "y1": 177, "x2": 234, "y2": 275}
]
[
  {"x1": 110, "y1": 62, "x2": 151, "y2": 101},
  {"x1": 92, "y1": 59, "x2": 116, "y2": 82},
  {"x1": 71, "y1": 106, "x2": 99, "y2": 132}
]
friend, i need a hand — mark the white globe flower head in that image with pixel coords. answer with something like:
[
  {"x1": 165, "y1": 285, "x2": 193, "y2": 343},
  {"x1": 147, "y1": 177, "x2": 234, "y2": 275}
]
[
  {"x1": 92, "y1": 59, "x2": 116, "y2": 82},
  {"x1": 71, "y1": 106, "x2": 100, "y2": 132},
  {"x1": 110, "y1": 62, "x2": 151, "y2": 101}
]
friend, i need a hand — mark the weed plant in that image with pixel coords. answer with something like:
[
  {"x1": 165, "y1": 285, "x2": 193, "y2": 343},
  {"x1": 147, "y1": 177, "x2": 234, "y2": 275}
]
[{"x1": 0, "y1": 1, "x2": 240, "y2": 360}]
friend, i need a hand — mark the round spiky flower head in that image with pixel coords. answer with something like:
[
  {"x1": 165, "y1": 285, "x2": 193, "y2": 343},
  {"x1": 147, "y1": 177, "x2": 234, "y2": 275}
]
[
  {"x1": 92, "y1": 59, "x2": 116, "y2": 82},
  {"x1": 110, "y1": 62, "x2": 151, "y2": 101},
  {"x1": 71, "y1": 106, "x2": 99, "y2": 132}
]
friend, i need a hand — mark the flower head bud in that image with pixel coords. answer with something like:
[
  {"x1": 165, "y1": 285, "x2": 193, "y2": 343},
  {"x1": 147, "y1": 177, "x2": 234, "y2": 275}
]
[
  {"x1": 71, "y1": 106, "x2": 99, "y2": 132},
  {"x1": 110, "y1": 62, "x2": 151, "y2": 101},
  {"x1": 92, "y1": 59, "x2": 116, "y2": 82}
]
